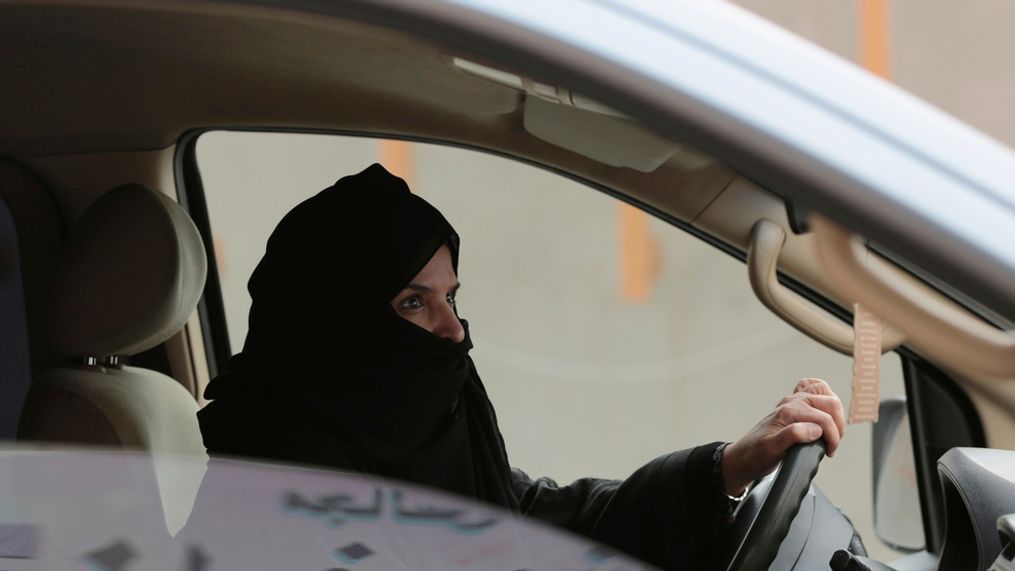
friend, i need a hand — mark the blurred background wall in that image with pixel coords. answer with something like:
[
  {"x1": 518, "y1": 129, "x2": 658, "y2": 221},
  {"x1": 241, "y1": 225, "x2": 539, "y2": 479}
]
[
  {"x1": 735, "y1": 0, "x2": 1015, "y2": 148},
  {"x1": 197, "y1": 1, "x2": 1014, "y2": 562}
]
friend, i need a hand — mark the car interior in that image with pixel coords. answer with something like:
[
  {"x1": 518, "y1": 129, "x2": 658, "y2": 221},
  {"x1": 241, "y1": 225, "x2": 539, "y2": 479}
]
[{"x1": 1, "y1": 2, "x2": 1014, "y2": 570}]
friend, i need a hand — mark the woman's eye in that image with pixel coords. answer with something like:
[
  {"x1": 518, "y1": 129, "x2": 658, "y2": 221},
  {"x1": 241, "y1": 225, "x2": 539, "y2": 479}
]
[
  {"x1": 446, "y1": 293, "x2": 457, "y2": 305},
  {"x1": 401, "y1": 296, "x2": 423, "y2": 310}
]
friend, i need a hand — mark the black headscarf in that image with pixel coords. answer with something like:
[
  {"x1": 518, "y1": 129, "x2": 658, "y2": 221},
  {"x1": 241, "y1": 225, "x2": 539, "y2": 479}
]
[{"x1": 198, "y1": 164, "x2": 518, "y2": 509}]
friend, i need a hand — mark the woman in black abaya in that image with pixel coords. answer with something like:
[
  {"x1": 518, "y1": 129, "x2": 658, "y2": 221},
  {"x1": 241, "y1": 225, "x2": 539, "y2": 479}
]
[{"x1": 197, "y1": 163, "x2": 846, "y2": 570}]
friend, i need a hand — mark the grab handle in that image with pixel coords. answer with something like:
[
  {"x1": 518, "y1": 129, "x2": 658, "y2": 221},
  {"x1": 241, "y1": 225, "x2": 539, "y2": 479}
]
[
  {"x1": 811, "y1": 215, "x2": 1015, "y2": 378},
  {"x1": 748, "y1": 219, "x2": 905, "y2": 355}
]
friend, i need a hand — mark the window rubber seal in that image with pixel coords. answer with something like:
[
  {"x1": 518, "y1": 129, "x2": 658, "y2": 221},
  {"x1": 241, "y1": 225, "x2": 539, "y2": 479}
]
[{"x1": 174, "y1": 130, "x2": 233, "y2": 382}]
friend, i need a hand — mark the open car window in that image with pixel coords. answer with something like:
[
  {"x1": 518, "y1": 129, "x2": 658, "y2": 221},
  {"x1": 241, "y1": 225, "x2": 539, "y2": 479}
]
[{"x1": 195, "y1": 130, "x2": 914, "y2": 559}]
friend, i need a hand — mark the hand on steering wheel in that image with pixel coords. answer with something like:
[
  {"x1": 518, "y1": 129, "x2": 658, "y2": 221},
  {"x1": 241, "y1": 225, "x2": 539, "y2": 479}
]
[
  {"x1": 720, "y1": 378, "x2": 844, "y2": 496},
  {"x1": 724, "y1": 441, "x2": 827, "y2": 571},
  {"x1": 717, "y1": 378, "x2": 843, "y2": 570}
]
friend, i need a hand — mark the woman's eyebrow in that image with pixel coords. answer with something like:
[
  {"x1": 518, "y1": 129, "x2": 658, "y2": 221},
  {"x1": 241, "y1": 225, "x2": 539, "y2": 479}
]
[{"x1": 403, "y1": 282, "x2": 461, "y2": 293}]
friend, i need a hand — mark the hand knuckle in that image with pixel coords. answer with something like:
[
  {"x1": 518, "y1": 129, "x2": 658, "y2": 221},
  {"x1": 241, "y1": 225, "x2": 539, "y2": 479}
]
[
  {"x1": 792, "y1": 424, "x2": 809, "y2": 441},
  {"x1": 820, "y1": 411, "x2": 835, "y2": 426}
]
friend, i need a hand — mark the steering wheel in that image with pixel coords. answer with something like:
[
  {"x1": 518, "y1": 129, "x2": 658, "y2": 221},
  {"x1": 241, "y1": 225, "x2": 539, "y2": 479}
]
[{"x1": 723, "y1": 441, "x2": 826, "y2": 571}]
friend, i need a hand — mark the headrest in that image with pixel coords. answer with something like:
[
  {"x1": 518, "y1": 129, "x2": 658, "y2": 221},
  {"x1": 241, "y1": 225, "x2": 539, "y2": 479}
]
[{"x1": 49, "y1": 184, "x2": 207, "y2": 357}]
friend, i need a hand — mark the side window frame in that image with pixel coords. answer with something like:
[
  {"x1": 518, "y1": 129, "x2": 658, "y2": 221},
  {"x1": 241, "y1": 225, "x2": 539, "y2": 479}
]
[{"x1": 175, "y1": 130, "x2": 233, "y2": 380}]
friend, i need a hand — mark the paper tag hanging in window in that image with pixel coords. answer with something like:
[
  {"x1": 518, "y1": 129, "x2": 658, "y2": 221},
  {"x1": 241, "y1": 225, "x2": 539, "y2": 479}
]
[{"x1": 849, "y1": 303, "x2": 882, "y2": 423}]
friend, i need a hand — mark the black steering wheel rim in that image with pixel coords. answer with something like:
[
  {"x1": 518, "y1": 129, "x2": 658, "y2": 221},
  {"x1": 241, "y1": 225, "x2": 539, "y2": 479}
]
[{"x1": 724, "y1": 441, "x2": 827, "y2": 571}]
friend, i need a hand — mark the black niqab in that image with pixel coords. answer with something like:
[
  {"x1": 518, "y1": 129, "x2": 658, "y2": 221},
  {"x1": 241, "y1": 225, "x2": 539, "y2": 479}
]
[{"x1": 198, "y1": 163, "x2": 518, "y2": 508}]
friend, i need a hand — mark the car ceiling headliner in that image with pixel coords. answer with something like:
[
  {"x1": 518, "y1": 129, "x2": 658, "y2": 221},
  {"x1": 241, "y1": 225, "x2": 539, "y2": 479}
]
[
  {"x1": 0, "y1": 1, "x2": 737, "y2": 223},
  {"x1": 0, "y1": 3, "x2": 519, "y2": 156}
]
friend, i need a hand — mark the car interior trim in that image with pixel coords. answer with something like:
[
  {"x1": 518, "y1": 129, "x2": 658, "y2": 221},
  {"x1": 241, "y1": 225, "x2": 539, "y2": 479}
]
[
  {"x1": 902, "y1": 357, "x2": 988, "y2": 554},
  {"x1": 748, "y1": 219, "x2": 905, "y2": 356},
  {"x1": 812, "y1": 215, "x2": 1015, "y2": 378},
  {"x1": 174, "y1": 132, "x2": 232, "y2": 381}
]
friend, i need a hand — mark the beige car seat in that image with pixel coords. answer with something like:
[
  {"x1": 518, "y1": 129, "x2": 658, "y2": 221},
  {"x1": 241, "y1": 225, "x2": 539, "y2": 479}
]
[{"x1": 17, "y1": 183, "x2": 209, "y2": 532}]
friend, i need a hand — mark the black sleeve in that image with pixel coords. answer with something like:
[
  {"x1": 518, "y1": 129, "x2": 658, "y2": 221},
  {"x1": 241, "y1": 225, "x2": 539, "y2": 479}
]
[{"x1": 512, "y1": 442, "x2": 730, "y2": 571}]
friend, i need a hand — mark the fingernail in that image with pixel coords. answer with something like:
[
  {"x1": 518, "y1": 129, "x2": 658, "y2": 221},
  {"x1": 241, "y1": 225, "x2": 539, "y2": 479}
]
[{"x1": 808, "y1": 425, "x2": 822, "y2": 439}]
